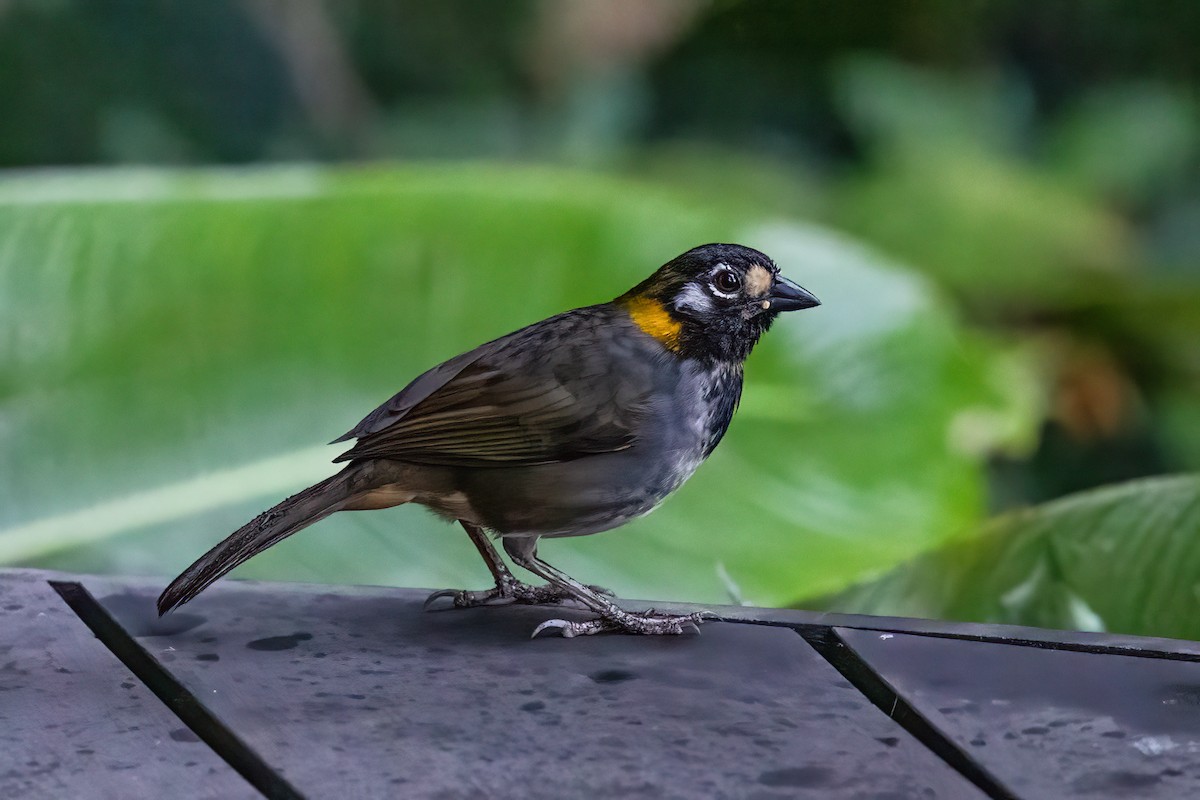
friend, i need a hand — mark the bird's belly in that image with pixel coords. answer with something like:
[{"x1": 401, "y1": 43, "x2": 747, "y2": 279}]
[
  {"x1": 452, "y1": 360, "x2": 733, "y2": 538},
  {"x1": 457, "y1": 442, "x2": 705, "y2": 538}
]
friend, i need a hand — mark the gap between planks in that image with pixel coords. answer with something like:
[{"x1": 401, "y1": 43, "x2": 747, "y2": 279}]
[
  {"x1": 49, "y1": 580, "x2": 303, "y2": 800},
  {"x1": 795, "y1": 625, "x2": 1019, "y2": 800}
]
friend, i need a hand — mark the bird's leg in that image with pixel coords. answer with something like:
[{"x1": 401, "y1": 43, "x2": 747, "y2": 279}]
[
  {"x1": 502, "y1": 538, "x2": 716, "y2": 638},
  {"x1": 424, "y1": 523, "x2": 612, "y2": 610}
]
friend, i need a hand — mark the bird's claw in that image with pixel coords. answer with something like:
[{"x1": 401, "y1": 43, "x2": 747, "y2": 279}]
[
  {"x1": 531, "y1": 618, "x2": 610, "y2": 639},
  {"x1": 422, "y1": 587, "x2": 515, "y2": 611},
  {"x1": 531, "y1": 609, "x2": 715, "y2": 638},
  {"x1": 422, "y1": 589, "x2": 460, "y2": 611},
  {"x1": 425, "y1": 581, "x2": 614, "y2": 612}
]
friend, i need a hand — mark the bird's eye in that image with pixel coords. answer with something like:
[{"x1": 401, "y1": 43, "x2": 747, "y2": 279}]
[{"x1": 713, "y1": 269, "x2": 742, "y2": 294}]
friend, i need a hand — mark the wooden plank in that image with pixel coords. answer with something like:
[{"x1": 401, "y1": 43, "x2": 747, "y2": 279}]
[
  {"x1": 88, "y1": 575, "x2": 984, "y2": 799},
  {"x1": 627, "y1": 600, "x2": 1200, "y2": 662},
  {"x1": 838, "y1": 627, "x2": 1200, "y2": 799},
  {"x1": 124, "y1": 573, "x2": 1200, "y2": 661},
  {"x1": 0, "y1": 571, "x2": 255, "y2": 800}
]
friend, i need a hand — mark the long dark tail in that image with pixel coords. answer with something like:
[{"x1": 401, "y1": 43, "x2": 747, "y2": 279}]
[{"x1": 157, "y1": 466, "x2": 359, "y2": 615}]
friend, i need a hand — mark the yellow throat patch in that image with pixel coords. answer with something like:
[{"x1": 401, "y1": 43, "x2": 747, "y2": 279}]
[{"x1": 621, "y1": 294, "x2": 682, "y2": 352}]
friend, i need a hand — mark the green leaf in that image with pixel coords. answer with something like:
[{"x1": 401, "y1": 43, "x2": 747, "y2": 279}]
[
  {"x1": 816, "y1": 475, "x2": 1200, "y2": 639},
  {"x1": 828, "y1": 57, "x2": 1135, "y2": 309},
  {"x1": 1046, "y1": 83, "x2": 1200, "y2": 205},
  {"x1": 834, "y1": 149, "x2": 1132, "y2": 306},
  {"x1": 0, "y1": 165, "x2": 1030, "y2": 606},
  {"x1": 833, "y1": 56, "x2": 1031, "y2": 156}
]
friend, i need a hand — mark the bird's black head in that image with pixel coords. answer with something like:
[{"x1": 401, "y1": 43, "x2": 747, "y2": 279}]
[{"x1": 618, "y1": 243, "x2": 820, "y2": 363}]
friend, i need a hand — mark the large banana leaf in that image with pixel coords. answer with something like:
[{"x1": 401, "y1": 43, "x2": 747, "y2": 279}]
[
  {"x1": 817, "y1": 475, "x2": 1200, "y2": 639},
  {"x1": 0, "y1": 165, "x2": 1028, "y2": 605}
]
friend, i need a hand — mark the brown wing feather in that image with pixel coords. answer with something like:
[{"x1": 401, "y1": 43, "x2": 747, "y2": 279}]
[
  {"x1": 333, "y1": 307, "x2": 645, "y2": 467},
  {"x1": 330, "y1": 346, "x2": 487, "y2": 444}
]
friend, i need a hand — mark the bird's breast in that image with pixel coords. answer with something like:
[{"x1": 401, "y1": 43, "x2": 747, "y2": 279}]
[{"x1": 666, "y1": 360, "x2": 744, "y2": 484}]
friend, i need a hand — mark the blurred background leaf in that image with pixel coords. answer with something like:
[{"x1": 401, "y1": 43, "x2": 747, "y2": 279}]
[
  {"x1": 828, "y1": 56, "x2": 1133, "y2": 311},
  {"x1": 1046, "y1": 83, "x2": 1200, "y2": 207},
  {"x1": 0, "y1": 166, "x2": 1029, "y2": 606}
]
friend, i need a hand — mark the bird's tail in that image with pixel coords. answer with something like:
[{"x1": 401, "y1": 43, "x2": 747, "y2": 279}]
[{"x1": 157, "y1": 465, "x2": 360, "y2": 615}]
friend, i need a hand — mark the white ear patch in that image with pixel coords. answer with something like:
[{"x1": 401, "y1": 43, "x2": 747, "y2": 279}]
[
  {"x1": 745, "y1": 264, "x2": 772, "y2": 298},
  {"x1": 675, "y1": 283, "x2": 713, "y2": 314}
]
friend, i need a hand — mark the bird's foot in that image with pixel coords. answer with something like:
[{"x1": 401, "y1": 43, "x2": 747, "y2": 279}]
[
  {"x1": 423, "y1": 580, "x2": 614, "y2": 611},
  {"x1": 531, "y1": 608, "x2": 719, "y2": 639}
]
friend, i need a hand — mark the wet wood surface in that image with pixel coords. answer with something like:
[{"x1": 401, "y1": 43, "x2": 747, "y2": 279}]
[
  {"x1": 6, "y1": 567, "x2": 1200, "y2": 799},
  {"x1": 0, "y1": 571, "x2": 254, "y2": 800}
]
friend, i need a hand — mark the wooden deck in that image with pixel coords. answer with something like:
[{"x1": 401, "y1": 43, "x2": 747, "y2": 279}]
[{"x1": 4, "y1": 567, "x2": 1199, "y2": 799}]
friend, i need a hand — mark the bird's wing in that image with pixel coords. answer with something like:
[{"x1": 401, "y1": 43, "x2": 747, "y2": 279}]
[{"x1": 332, "y1": 308, "x2": 648, "y2": 467}]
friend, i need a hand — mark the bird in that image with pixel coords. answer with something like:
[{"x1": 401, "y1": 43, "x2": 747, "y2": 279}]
[{"x1": 157, "y1": 243, "x2": 819, "y2": 637}]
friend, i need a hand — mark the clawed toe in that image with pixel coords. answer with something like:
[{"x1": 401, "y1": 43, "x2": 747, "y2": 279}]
[
  {"x1": 531, "y1": 609, "x2": 715, "y2": 638},
  {"x1": 531, "y1": 618, "x2": 614, "y2": 639},
  {"x1": 422, "y1": 589, "x2": 460, "y2": 611},
  {"x1": 425, "y1": 580, "x2": 611, "y2": 613},
  {"x1": 423, "y1": 587, "x2": 516, "y2": 611}
]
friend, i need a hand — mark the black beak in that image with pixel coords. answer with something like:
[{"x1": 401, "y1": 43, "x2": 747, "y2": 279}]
[{"x1": 768, "y1": 275, "x2": 821, "y2": 312}]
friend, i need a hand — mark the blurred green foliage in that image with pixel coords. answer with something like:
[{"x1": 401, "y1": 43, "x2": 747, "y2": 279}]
[
  {"x1": 0, "y1": 166, "x2": 1025, "y2": 606},
  {"x1": 2, "y1": 1, "x2": 1200, "y2": 635}
]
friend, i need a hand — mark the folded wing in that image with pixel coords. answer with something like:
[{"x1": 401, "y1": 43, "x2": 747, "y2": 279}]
[{"x1": 333, "y1": 309, "x2": 645, "y2": 467}]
